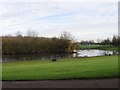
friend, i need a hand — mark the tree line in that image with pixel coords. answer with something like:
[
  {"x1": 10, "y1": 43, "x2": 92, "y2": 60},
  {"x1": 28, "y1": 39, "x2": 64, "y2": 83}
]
[
  {"x1": 2, "y1": 31, "x2": 79, "y2": 55},
  {"x1": 80, "y1": 35, "x2": 120, "y2": 46},
  {"x1": 101, "y1": 35, "x2": 120, "y2": 46}
]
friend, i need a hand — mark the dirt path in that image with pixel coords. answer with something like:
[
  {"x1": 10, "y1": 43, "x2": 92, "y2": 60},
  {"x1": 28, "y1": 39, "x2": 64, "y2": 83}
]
[{"x1": 2, "y1": 78, "x2": 119, "y2": 88}]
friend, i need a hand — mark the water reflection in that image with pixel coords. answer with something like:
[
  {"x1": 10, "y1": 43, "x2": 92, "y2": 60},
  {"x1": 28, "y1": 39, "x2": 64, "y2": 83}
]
[
  {"x1": 2, "y1": 49, "x2": 118, "y2": 62},
  {"x1": 73, "y1": 50, "x2": 117, "y2": 58},
  {"x1": 2, "y1": 53, "x2": 73, "y2": 62}
]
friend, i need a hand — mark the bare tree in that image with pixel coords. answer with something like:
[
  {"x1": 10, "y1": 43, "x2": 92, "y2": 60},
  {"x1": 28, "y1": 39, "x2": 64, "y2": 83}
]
[
  {"x1": 15, "y1": 31, "x2": 22, "y2": 37},
  {"x1": 27, "y1": 28, "x2": 38, "y2": 37},
  {"x1": 60, "y1": 31, "x2": 74, "y2": 41}
]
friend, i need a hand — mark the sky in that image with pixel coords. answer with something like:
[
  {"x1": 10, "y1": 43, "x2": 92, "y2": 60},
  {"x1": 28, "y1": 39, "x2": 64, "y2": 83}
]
[{"x1": 0, "y1": 0, "x2": 118, "y2": 41}]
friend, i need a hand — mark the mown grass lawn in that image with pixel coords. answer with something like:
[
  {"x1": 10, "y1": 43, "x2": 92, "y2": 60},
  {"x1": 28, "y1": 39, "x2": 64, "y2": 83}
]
[
  {"x1": 2, "y1": 55, "x2": 118, "y2": 80},
  {"x1": 80, "y1": 45, "x2": 118, "y2": 51}
]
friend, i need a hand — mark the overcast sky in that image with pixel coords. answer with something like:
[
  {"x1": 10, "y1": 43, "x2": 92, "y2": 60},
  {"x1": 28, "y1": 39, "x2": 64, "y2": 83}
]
[{"x1": 0, "y1": 1, "x2": 118, "y2": 41}]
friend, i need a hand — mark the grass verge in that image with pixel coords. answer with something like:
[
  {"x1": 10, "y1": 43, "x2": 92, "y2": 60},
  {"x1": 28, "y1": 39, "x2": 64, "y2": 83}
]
[
  {"x1": 2, "y1": 55, "x2": 118, "y2": 80},
  {"x1": 80, "y1": 45, "x2": 118, "y2": 51}
]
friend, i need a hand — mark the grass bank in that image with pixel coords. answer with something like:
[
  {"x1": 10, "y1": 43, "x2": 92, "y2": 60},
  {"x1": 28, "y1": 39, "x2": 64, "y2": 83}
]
[
  {"x1": 80, "y1": 45, "x2": 118, "y2": 51},
  {"x1": 2, "y1": 55, "x2": 118, "y2": 80}
]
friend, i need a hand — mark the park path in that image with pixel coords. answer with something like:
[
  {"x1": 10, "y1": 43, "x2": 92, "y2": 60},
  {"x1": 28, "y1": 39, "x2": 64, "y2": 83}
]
[{"x1": 2, "y1": 78, "x2": 118, "y2": 88}]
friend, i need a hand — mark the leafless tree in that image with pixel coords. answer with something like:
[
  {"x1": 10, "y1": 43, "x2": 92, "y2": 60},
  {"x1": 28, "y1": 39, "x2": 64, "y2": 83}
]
[{"x1": 27, "y1": 28, "x2": 38, "y2": 37}]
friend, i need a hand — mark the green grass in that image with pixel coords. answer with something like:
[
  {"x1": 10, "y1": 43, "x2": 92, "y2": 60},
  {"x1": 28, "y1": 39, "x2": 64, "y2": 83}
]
[
  {"x1": 2, "y1": 55, "x2": 118, "y2": 80},
  {"x1": 80, "y1": 45, "x2": 100, "y2": 49},
  {"x1": 80, "y1": 45, "x2": 118, "y2": 51}
]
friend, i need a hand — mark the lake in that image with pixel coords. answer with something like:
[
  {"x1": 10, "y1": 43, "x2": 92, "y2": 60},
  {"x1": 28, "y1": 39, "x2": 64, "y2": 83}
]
[
  {"x1": 2, "y1": 49, "x2": 118, "y2": 62},
  {"x1": 73, "y1": 49, "x2": 118, "y2": 57}
]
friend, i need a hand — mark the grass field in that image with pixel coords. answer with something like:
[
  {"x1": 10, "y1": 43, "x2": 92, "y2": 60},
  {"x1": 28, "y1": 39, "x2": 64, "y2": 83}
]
[
  {"x1": 80, "y1": 45, "x2": 118, "y2": 51},
  {"x1": 2, "y1": 55, "x2": 118, "y2": 80}
]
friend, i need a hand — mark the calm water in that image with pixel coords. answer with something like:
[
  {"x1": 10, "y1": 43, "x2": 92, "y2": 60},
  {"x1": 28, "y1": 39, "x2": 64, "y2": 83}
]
[
  {"x1": 2, "y1": 49, "x2": 118, "y2": 62},
  {"x1": 73, "y1": 50, "x2": 117, "y2": 57}
]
